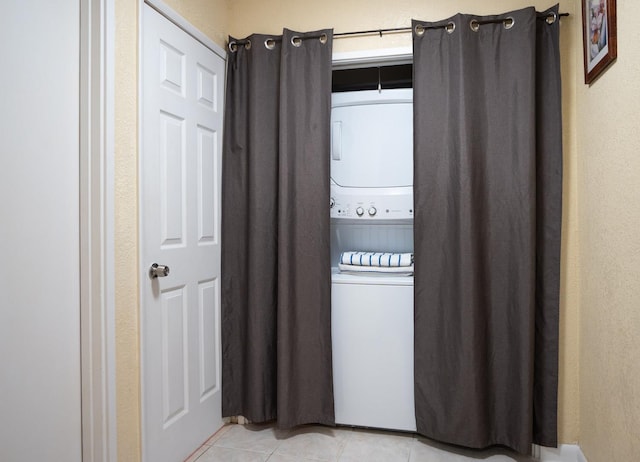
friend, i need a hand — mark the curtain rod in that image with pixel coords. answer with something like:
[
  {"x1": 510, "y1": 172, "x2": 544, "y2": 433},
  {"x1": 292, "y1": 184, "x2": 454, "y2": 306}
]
[
  {"x1": 334, "y1": 12, "x2": 569, "y2": 38},
  {"x1": 228, "y1": 12, "x2": 569, "y2": 51}
]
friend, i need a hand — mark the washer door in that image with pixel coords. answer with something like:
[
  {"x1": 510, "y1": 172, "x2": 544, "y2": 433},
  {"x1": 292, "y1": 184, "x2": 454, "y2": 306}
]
[{"x1": 331, "y1": 280, "x2": 416, "y2": 431}]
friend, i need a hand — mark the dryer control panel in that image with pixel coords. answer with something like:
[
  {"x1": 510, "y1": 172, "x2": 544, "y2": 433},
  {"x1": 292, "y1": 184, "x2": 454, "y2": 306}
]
[{"x1": 330, "y1": 186, "x2": 413, "y2": 220}]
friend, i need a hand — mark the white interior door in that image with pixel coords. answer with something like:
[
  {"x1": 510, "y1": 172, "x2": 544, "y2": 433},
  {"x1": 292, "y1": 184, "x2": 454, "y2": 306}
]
[
  {"x1": 0, "y1": 1, "x2": 81, "y2": 461},
  {"x1": 141, "y1": 5, "x2": 225, "y2": 462}
]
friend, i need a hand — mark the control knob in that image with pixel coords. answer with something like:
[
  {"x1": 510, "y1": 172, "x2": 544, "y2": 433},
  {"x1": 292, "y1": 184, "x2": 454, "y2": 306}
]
[
  {"x1": 330, "y1": 197, "x2": 335, "y2": 208},
  {"x1": 368, "y1": 206, "x2": 377, "y2": 217},
  {"x1": 355, "y1": 206, "x2": 364, "y2": 217}
]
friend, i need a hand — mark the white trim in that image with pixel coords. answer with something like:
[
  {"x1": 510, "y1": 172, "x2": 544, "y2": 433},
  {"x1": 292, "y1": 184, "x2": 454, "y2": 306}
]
[
  {"x1": 143, "y1": 0, "x2": 227, "y2": 59},
  {"x1": 138, "y1": 4, "x2": 150, "y2": 460},
  {"x1": 576, "y1": 447, "x2": 588, "y2": 462},
  {"x1": 137, "y1": 1, "x2": 146, "y2": 458},
  {"x1": 332, "y1": 46, "x2": 413, "y2": 69},
  {"x1": 80, "y1": 0, "x2": 117, "y2": 460},
  {"x1": 538, "y1": 444, "x2": 588, "y2": 462}
]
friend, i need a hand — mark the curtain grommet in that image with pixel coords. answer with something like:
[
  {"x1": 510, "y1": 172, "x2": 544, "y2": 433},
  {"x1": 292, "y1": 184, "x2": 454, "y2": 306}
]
[
  {"x1": 414, "y1": 24, "x2": 425, "y2": 37},
  {"x1": 264, "y1": 38, "x2": 276, "y2": 50},
  {"x1": 319, "y1": 33, "x2": 328, "y2": 44},
  {"x1": 469, "y1": 19, "x2": 480, "y2": 32},
  {"x1": 228, "y1": 41, "x2": 238, "y2": 53},
  {"x1": 503, "y1": 17, "x2": 515, "y2": 29},
  {"x1": 244, "y1": 39, "x2": 252, "y2": 50},
  {"x1": 546, "y1": 11, "x2": 558, "y2": 25},
  {"x1": 291, "y1": 35, "x2": 302, "y2": 47},
  {"x1": 445, "y1": 21, "x2": 456, "y2": 34}
]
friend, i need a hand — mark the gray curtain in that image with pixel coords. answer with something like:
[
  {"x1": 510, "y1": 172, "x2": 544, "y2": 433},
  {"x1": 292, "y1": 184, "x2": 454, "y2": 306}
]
[
  {"x1": 412, "y1": 5, "x2": 562, "y2": 454},
  {"x1": 221, "y1": 29, "x2": 335, "y2": 428}
]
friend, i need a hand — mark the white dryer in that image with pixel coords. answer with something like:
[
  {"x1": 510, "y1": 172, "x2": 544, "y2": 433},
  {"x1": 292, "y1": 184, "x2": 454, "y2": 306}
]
[
  {"x1": 330, "y1": 88, "x2": 416, "y2": 432},
  {"x1": 330, "y1": 88, "x2": 413, "y2": 222}
]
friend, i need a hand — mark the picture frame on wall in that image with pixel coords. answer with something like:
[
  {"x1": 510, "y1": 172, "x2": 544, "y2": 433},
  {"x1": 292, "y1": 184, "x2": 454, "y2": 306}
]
[{"x1": 582, "y1": 0, "x2": 617, "y2": 84}]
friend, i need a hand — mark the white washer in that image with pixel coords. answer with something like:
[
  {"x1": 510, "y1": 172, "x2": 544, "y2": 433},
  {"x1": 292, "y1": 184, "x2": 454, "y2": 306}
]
[{"x1": 331, "y1": 269, "x2": 416, "y2": 431}]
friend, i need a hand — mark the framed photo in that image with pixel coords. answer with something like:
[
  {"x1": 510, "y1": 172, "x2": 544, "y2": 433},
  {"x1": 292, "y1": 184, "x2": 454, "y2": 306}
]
[{"x1": 582, "y1": 0, "x2": 617, "y2": 84}]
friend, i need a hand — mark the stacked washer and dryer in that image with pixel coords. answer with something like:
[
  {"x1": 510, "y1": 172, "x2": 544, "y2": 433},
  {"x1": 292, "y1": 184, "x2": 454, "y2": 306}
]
[{"x1": 330, "y1": 88, "x2": 416, "y2": 432}]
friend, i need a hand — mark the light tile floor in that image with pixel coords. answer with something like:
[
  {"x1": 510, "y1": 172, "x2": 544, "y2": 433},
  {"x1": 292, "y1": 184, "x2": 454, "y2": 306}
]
[{"x1": 185, "y1": 423, "x2": 537, "y2": 462}]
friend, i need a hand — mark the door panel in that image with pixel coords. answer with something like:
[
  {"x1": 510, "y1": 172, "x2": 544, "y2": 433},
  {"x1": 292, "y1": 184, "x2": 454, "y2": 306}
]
[
  {"x1": 142, "y1": 5, "x2": 225, "y2": 462},
  {"x1": 198, "y1": 279, "x2": 219, "y2": 400},
  {"x1": 159, "y1": 111, "x2": 186, "y2": 247},
  {"x1": 197, "y1": 126, "x2": 217, "y2": 243}
]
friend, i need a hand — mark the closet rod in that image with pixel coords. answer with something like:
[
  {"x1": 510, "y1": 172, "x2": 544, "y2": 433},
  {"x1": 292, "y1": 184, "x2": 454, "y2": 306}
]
[{"x1": 333, "y1": 12, "x2": 569, "y2": 38}]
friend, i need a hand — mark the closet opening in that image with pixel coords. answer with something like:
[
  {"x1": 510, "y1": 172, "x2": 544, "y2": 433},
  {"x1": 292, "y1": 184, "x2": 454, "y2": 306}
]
[{"x1": 331, "y1": 63, "x2": 412, "y2": 92}]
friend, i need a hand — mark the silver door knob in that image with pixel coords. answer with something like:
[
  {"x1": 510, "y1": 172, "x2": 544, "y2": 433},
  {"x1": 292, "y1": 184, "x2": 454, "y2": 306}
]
[{"x1": 149, "y1": 263, "x2": 170, "y2": 279}]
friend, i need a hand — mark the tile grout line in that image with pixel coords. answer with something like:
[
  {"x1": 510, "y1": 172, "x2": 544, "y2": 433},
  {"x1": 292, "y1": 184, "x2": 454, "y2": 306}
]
[
  {"x1": 334, "y1": 427, "x2": 353, "y2": 462},
  {"x1": 266, "y1": 428, "x2": 286, "y2": 461},
  {"x1": 184, "y1": 426, "x2": 230, "y2": 462}
]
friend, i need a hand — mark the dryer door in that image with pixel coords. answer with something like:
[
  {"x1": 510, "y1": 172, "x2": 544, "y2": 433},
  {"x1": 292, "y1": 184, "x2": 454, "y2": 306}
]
[{"x1": 330, "y1": 89, "x2": 413, "y2": 189}]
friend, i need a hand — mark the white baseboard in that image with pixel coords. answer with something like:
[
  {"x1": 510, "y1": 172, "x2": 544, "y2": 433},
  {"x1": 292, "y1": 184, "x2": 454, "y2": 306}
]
[
  {"x1": 539, "y1": 444, "x2": 587, "y2": 462},
  {"x1": 576, "y1": 446, "x2": 588, "y2": 462}
]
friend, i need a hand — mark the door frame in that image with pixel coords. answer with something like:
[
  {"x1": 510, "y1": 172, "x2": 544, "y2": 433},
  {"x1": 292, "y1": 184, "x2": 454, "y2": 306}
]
[
  {"x1": 80, "y1": 0, "x2": 117, "y2": 461},
  {"x1": 138, "y1": 1, "x2": 227, "y2": 460}
]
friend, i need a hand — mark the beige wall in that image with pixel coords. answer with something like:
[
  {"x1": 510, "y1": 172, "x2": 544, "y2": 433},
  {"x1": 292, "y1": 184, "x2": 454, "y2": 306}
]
[
  {"x1": 115, "y1": 0, "x2": 587, "y2": 459},
  {"x1": 161, "y1": 0, "x2": 229, "y2": 46},
  {"x1": 228, "y1": 0, "x2": 581, "y2": 445},
  {"x1": 576, "y1": 1, "x2": 640, "y2": 460},
  {"x1": 115, "y1": 0, "x2": 140, "y2": 460}
]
